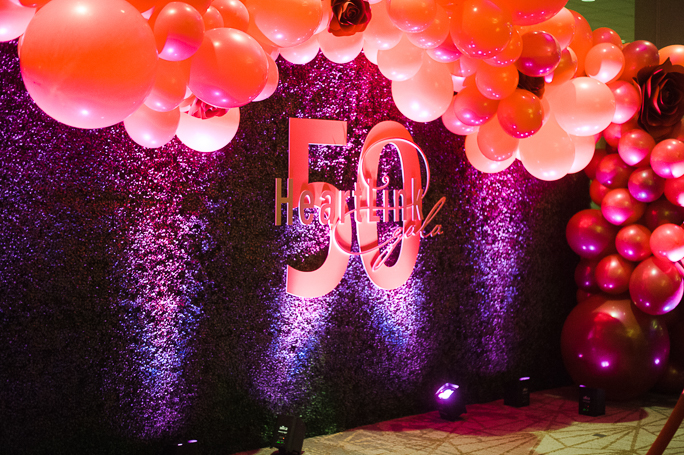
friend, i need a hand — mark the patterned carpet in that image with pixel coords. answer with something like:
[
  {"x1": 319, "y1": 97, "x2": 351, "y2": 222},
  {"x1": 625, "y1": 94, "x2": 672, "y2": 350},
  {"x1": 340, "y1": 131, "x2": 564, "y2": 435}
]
[{"x1": 233, "y1": 388, "x2": 684, "y2": 455}]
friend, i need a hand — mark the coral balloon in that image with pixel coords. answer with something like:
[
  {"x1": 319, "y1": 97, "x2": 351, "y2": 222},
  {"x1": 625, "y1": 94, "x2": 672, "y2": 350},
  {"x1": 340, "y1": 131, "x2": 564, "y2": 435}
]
[
  {"x1": 621, "y1": 40, "x2": 660, "y2": 83},
  {"x1": 377, "y1": 34, "x2": 423, "y2": 81},
  {"x1": 651, "y1": 223, "x2": 684, "y2": 262},
  {"x1": 608, "y1": 80, "x2": 641, "y2": 125},
  {"x1": 280, "y1": 34, "x2": 320, "y2": 65},
  {"x1": 630, "y1": 257, "x2": 683, "y2": 315},
  {"x1": 144, "y1": 59, "x2": 191, "y2": 112},
  {"x1": 392, "y1": 55, "x2": 453, "y2": 122},
  {"x1": 484, "y1": 27, "x2": 522, "y2": 67},
  {"x1": 496, "y1": 89, "x2": 543, "y2": 138},
  {"x1": 590, "y1": 179, "x2": 610, "y2": 206},
  {"x1": 189, "y1": 28, "x2": 268, "y2": 108},
  {"x1": 645, "y1": 198, "x2": 684, "y2": 231},
  {"x1": 202, "y1": 6, "x2": 224, "y2": 30},
  {"x1": 426, "y1": 32, "x2": 462, "y2": 63},
  {"x1": 464, "y1": 133, "x2": 515, "y2": 173},
  {"x1": 318, "y1": 30, "x2": 364, "y2": 64},
  {"x1": 442, "y1": 96, "x2": 478, "y2": 135},
  {"x1": 475, "y1": 63, "x2": 519, "y2": 100},
  {"x1": 126, "y1": 0, "x2": 155, "y2": 12},
  {"x1": 453, "y1": 85, "x2": 499, "y2": 126},
  {"x1": 660, "y1": 44, "x2": 684, "y2": 66},
  {"x1": 516, "y1": 31, "x2": 561, "y2": 77},
  {"x1": 212, "y1": 0, "x2": 249, "y2": 31},
  {"x1": 561, "y1": 294, "x2": 669, "y2": 400},
  {"x1": 568, "y1": 134, "x2": 596, "y2": 173},
  {"x1": 154, "y1": 2, "x2": 204, "y2": 62},
  {"x1": 406, "y1": 4, "x2": 449, "y2": 49},
  {"x1": 386, "y1": 0, "x2": 437, "y2": 33},
  {"x1": 545, "y1": 47, "x2": 578, "y2": 85},
  {"x1": 566, "y1": 209, "x2": 618, "y2": 259},
  {"x1": 595, "y1": 254, "x2": 634, "y2": 294},
  {"x1": 575, "y1": 259, "x2": 601, "y2": 292},
  {"x1": 568, "y1": 10, "x2": 593, "y2": 77},
  {"x1": 0, "y1": 0, "x2": 34, "y2": 42},
  {"x1": 550, "y1": 77, "x2": 616, "y2": 137},
  {"x1": 616, "y1": 224, "x2": 652, "y2": 262},
  {"x1": 595, "y1": 153, "x2": 632, "y2": 189},
  {"x1": 124, "y1": 105, "x2": 179, "y2": 148},
  {"x1": 519, "y1": 115, "x2": 574, "y2": 181},
  {"x1": 477, "y1": 115, "x2": 519, "y2": 161},
  {"x1": 651, "y1": 139, "x2": 684, "y2": 179},
  {"x1": 618, "y1": 129, "x2": 655, "y2": 167},
  {"x1": 629, "y1": 166, "x2": 665, "y2": 203},
  {"x1": 524, "y1": 7, "x2": 575, "y2": 50},
  {"x1": 601, "y1": 188, "x2": 646, "y2": 226},
  {"x1": 251, "y1": 0, "x2": 321, "y2": 48},
  {"x1": 665, "y1": 175, "x2": 684, "y2": 207},
  {"x1": 20, "y1": 0, "x2": 158, "y2": 129},
  {"x1": 176, "y1": 107, "x2": 240, "y2": 152},
  {"x1": 364, "y1": 0, "x2": 402, "y2": 50},
  {"x1": 496, "y1": 0, "x2": 566, "y2": 26},
  {"x1": 584, "y1": 43, "x2": 624, "y2": 84},
  {"x1": 451, "y1": 0, "x2": 512, "y2": 59}
]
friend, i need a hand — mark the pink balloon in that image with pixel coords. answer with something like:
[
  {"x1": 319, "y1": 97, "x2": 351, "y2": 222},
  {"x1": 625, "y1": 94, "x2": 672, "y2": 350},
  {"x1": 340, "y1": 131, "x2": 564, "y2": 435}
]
[
  {"x1": 665, "y1": 175, "x2": 684, "y2": 207},
  {"x1": 451, "y1": 0, "x2": 512, "y2": 59},
  {"x1": 592, "y1": 27, "x2": 623, "y2": 48},
  {"x1": 651, "y1": 139, "x2": 684, "y2": 179},
  {"x1": 144, "y1": 59, "x2": 191, "y2": 112},
  {"x1": 651, "y1": 224, "x2": 684, "y2": 262},
  {"x1": 630, "y1": 257, "x2": 683, "y2": 315},
  {"x1": 621, "y1": 40, "x2": 660, "y2": 83},
  {"x1": 596, "y1": 254, "x2": 634, "y2": 294},
  {"x1": 645, "y1": 198, "x2": 684, "y2": 231},
  {"x1": 154, "y1": 2, "x2": 204, "y2": 61},
  {"x1": 618, "y1": 129, "x2": 655, "y2": 167},
  {"x1": 549, "y1": 77, "x2": 616, "y2": 137},
  {"x1": 176, "y1": 107, "x2": 240, "y2": 152},
  {"x1": 575, "y1": 259, "x2": 601, "y2": 292},
  {"x1": 477, "y1": 115, "x2": 519, "y2": 161},
  {"x1": 595, "y1": 153, "x2": 633, "y2": 189},
  {"x1": 629, "y1": 167, "x2": 665, "y2": 203},
  {"x1": 608, "y1": 80, "x2": 641, "y2": 125},
  {"x1": 442, "y1": 96, "x2": 479, "y2": 135},
  {"x1": 377, "y1": 34, "x2": 423, "y2": 81},
  {"x1": 189, "y1": 28, "x2": 269, "y2": 108},
  {"x1": 453, "y1": 84, "x2": 499, "y2": 126},
  {"x1": 252, "y1": 0, "x2": 321, "y2": 48},
  {"x1": 584, "y1": 43, "x2": 624, "y2": 84},
  {"x1": 426, "y1": 32, "x2": 463, "y2": 63},
  {"x1": 392, "y1": 55, "x2": 453, "y2": 122},
  {"x1": 568, "y1": 134, "x2": 596, "y2": 173},
  {"x1": 602, "y1": 188, "x2": 646, "y2": 226},
  {"x1": 318, "y1": 30, "x2": 364, "y2": 64},
  {"x1": 496, "y1": 88, "x2": 543, "y2": 138},
  {"x1": 279, "y1": 34, "x2": 320, "y2": 65},
  {"x1": 519, "y1": 115, "x2": 574, "y2": 181},
  {"x1": 252, "y1": 53, "x2": 279, "y2": 102},
  {"x1": 386, "y1": 0, "x2": 437, "y2": 33},
  {"x1": 566, "y1": 209, "x2": 618, "y2": 259},
  {"x1": 364, "y1": 0, "x2": 402, "y2": 50},
  {"x1": 124, "y1": 105, "x2": 179, "y2": 148},
  {"x1": 616, "y1": 224, "x2": 652, "y2": 262},
  {"x1": 0, "y1": 0, "x2": 34, "y2": 42},
  {"x1": 516, "y1": 31, "x2": 561, "y2": 77},
  {"x1": 464, "y1": 133, "x2": 515, "y2": 173}
]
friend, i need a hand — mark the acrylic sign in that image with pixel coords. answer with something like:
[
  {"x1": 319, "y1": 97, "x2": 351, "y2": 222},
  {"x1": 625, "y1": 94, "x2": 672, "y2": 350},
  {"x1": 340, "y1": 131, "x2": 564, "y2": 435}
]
[{"x1": 275, "y1": 118, "x2": 445, "y2": 298}]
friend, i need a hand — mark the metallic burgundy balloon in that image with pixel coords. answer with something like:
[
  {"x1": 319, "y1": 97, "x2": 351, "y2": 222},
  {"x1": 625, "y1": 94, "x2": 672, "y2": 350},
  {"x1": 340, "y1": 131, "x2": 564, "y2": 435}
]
[
  {"x1": 584, "y1": 148, "x2": 607, "y2": 180},
  {"x1": 620, "y1": 40, "x2": 660, "y2": 83},
  {"x1": 561, "y1": 294, "x2": 669, "y2": 400},
  {"x1": 630, "y1": 257, "x2": 684, "y2": 315},
  {"x1": 590, "y1": 178, "x2": 611, "y2": 205},
  {"x1": 628, "y1": 166, "x2": 665, "y2": 203},
  {"x1": 651, "y1": 223, "x2": 684, "y2": 262},
  {"x1": 575, "y1": 259, "x2": 601, "y2": 292},
  {"x1": 665, "y1": 175, "x2": 684, "y2": 207},
  {"x1": 596, "y1": 254, "x2": 635, "y2": 294},
  {"x1": 601, "y1": 188, "x2": 646, "y2": 226},
  {"x1": 618, "y1": 129, "x2": 655, "y2": 167},
  {"x1": 516, "y1": 31, "x2": 561, "y2": 77},
  {"x1": 595, "y1": 153, "x2": 633, "y2": 189},
  {"x1": 603, "y1": 118, "x2": 639, "y2": 149},
  {"x1": 651, "y1": 139, "x2": 684, "y2": 179},
  {"x1": 566, "y1": 209, "x2": 618, "y2": 259},
  {"x1": 645, "y1": 197, "x2": 684, "y2": 230},
  {"x1": 577, "y1": 289, "x2": 595, "y2": 303},
  {"x1": 616, "y1": 224, "x2": 652, "y2": 262}
]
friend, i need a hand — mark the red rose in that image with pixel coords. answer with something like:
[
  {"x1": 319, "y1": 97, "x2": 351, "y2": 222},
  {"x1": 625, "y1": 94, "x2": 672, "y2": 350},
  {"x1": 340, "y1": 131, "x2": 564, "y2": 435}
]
[
  {"x1": 328, "y1": 0, "x2": 372, "y2": 37},
  {"x1": 635, "y1": 58, "x2": 684, "y2": 141},
  {"x1": 181, "y1": 96, "x2": 229, "y2": 120}
]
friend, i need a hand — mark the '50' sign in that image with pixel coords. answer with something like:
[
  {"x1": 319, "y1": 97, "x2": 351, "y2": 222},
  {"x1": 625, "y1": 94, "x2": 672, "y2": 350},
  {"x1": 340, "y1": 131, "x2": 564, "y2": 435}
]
[{"x1": 275, "y1": 118, "x2": 445, "y2": 298}]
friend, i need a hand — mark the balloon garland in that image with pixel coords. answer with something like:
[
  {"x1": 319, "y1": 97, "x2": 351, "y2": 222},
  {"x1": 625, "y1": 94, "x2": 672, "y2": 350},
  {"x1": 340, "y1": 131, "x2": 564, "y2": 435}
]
[{"x1": 5, "y1": 0, "x2": 684, "y2": 401}]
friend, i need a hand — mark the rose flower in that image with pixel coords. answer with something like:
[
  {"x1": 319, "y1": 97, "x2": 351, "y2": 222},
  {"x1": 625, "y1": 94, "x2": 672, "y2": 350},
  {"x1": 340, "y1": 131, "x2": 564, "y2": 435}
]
[
  {"x1": 329, "y1": 0, "x2": 372, "y2": 37},
  {"x1": 635, "y1": 58, "x2": 684, "y2": 141}
]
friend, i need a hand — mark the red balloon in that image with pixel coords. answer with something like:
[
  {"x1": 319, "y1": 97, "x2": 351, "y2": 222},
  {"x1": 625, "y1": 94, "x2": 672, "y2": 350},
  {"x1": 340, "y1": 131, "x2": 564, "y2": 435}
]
[
  {"x1": 630, "y1": 257, "x2": 683, "y2": 315},
  {"x1": 616, "y1": 224, "x2": 652, "y2": 262},
  {"x1": 566, "y1": 209, "x2": 619, "y2": 259},
  {"x1": 651, "y1": 138, "x2": 684, "y2": 179},
  {"x1": 575, "y1": 258, "x2": 601, "y2": 293},
  {"x1": 645, "y1": 197, "x2": 684, "y2": 231},
  {"x1": 592, "y1": 27, "x2": 623, "y2": 48},
  {"x1": 608, "y1": 80, "x2": 641, "y2": 125},
  {"x1": 618, "y1": 129, "x2": 655, "y2": 167},
  {"x1": 516, "y1": 31, "x2": 561, "y2": 77},
  {"x1": 665, "y1": 175, "x2": 684, "y2": 207},
  {"x1": 602, "y1": 188, "x2": 646, "y2": 226},
  {"x1": 590, "y1": 178, "x2": 611, "y2": 205},
  {"x1": 596, "y1": 254, "x2": 634, "y2": 294},
  {"x1": 496, "y1": 88, "x2": 543, "y2": 138},
  {"x1": 603, "y1": 118, "x2": 640, "y2": 149},
  {"x1": 595, "y1": 153, "x2": 633, "y2": 189},
  {"x1": 584, "y1": 148, "x2": 607, "y2": 180},
  {"x1": 628, "y1": 166, "x2": 665, "y2": 203},
  {"x1": 561, "y1": 294, "x2": 669, "y2": 400},
  {"x1": 653, "y1": 358, "x2": 684, "y2": 395},
  {"x1": 651, "y1": 223, "x2": 684, "y2": 262},
  {"x1": 621, "y1": 40, "x2": 660, "y2": 83},
  {"x1": 577, "y1": 289, "x2": 595, "y2": 303}
]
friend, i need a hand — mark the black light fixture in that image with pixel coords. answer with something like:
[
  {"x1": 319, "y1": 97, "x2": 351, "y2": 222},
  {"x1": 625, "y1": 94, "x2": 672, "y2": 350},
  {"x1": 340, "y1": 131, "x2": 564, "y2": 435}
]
[
  {"x1": 271, "y1": 415, "x2": 306, "y2": 455},
  {"x1": 435, "y1": 383, "x2": 466, "y2": 421},
  {"x1": 164, "y1": 439, "x2": 199, "y2": 455},
  {"x1": 578, "y1": 385, "x2": 605, "y2": 416},
  {"x1": 504, "y1": 377, "x2": 530, "y2": 408}
]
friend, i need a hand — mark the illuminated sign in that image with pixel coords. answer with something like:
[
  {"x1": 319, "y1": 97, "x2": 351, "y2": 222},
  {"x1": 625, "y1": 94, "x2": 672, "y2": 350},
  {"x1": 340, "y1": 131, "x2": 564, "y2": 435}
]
[{"x1": 276, "y1": 118, "x2": 445, "y2": 298}]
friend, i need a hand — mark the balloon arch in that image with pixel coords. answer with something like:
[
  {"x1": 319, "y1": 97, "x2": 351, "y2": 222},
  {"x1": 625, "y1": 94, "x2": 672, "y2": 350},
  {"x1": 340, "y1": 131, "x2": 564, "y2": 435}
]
[{"x1": 4, "y1": 0, "x2": 684, "y2": 400}]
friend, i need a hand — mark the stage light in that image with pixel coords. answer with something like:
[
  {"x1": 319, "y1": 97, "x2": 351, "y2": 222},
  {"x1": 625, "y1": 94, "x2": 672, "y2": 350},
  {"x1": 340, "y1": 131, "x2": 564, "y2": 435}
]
[
  {"x1": 271, "y1": 415, "x2": 306, "y2": 454},
  {"x1": 435, "y1": 383, "x2": 466, "y2": 421},
  {"x1": 578, "y1": 385, "x2": 605, "y2": 416},
  {"x1": 504, "y1": 377, "x2": 530, "y2": 407}
]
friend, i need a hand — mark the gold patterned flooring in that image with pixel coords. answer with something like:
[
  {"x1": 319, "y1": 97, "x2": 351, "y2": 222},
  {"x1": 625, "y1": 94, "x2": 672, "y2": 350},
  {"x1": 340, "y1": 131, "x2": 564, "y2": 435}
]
[{"x1": 233, "y1": 387, "x2": 684, "y2": 455}]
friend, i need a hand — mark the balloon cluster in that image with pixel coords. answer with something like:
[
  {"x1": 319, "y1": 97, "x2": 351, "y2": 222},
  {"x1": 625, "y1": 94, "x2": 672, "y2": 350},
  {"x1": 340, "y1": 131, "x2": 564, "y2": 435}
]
[{"x1": 562, "y1": 42, "x2": 684, "y2": 399}]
